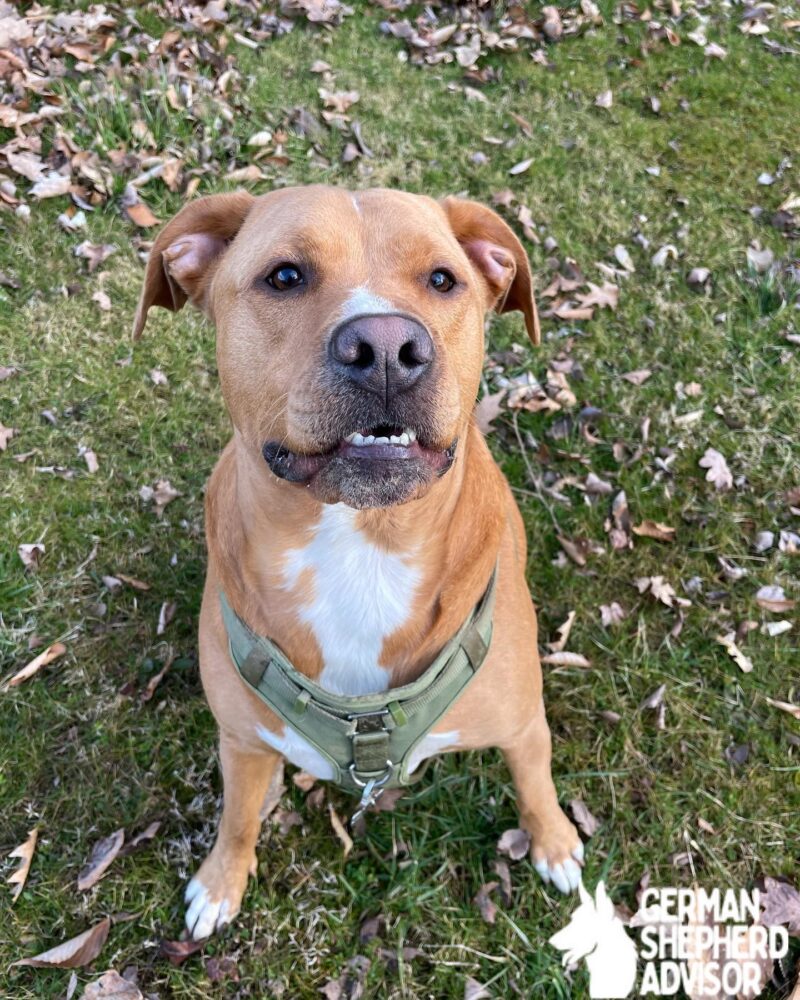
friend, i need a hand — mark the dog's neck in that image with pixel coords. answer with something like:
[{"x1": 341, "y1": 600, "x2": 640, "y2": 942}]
[{"x1": 207, "y1": 424, "x2": 505, "y2": 691}]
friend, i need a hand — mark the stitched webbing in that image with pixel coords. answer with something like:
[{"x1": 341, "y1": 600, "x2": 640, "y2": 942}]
[{"x1": 220, "y1": 567, "x2": 496, "y2": 793}]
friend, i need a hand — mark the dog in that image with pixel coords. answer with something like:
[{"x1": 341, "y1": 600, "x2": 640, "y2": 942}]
[{"x1": 133, "y1": 186, "x2": 583, "y2": 939}]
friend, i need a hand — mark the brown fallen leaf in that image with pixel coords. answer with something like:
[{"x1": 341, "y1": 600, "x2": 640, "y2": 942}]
[
  {"x1": 78, "y1": 829, "x2": 125, "y2": 891},
  {"x1": 328, "y1": 803, "x2": 353, "y2": 857},
  {"x1": 699, "y1": 447, "x2": 733, "y2": 491},
  {"x1": 632, "y1": 520, "x2": 675, "y2": 543},
  {"x1": 13, "y1": 916, "x2": 111, "y2": 968},
  {"x1": 764, "y1": 697, "x2": 800, "y2": 721},
  {"x1": 621, "y1": 369, "x2": 652, "y2": 386},
  {"x1": 0, "y1": 421, "x2": 16, "y2": 450},
  {"x1": 152, "y1": 479, "x2": 181, "y2": 516},
  {"x1": 600, "y1": 602, "x2": 627, "y2": 628},
  {"x1": 114, "y1": 574, "x2": 150, "y2": 591},
  {"x1": 547, "y1": 610, "x2": 576, "y2": 652},
  {"x1": 205, "y1": 956, "x2": 240, "y2": 984},
  {"x1": 82, "y1": 970, "x2": 143, "y2": 1000},
  {"x1": 5, "y1": 642, "x2": 67, "y2": 689},
  {"x1": 473, "y1": 881, "x2": 499, "y2": 924},
  {"x1": 760, "y1": 877, "x2": 800, "y2": 935},
  {"x1": 716, "y1": 633, "x2": 754, "y2": 673},
  {"x1": 18, "y1": 542, "x2": 45, "y2": 570},
  {"x1": 568, "y1": 798, "x2": 600, "y2": 838},
  {"x1": 318, "y1": 88, "x2": 360, "y2": 113},
  {"x1": 540, "y1": 651, "x2": 592, "y2": 668},
  {"x1": 159, "y1": 937, "x2": 206, "y2": 966},
  {"x1": 465, "y1": 976, "x2": 492, "y2": 1000},
  {"x1": 576, "y1": 281, "x2": 619, "y2": 310},
  {"x1": 474, "y1": 389, "x2": 506, "y2": 435},
  {"x1": 755, "y1": 585, "x2": 796, "y2": 613},
  {"x1": 156, "y1": 601, "x2": 176, "y2": 636},
  {"x1": 636, "y1": 575, "x2": 678, "y2": 607},
  {"x1": 496, "y1": 827, "x2": 530, "y2": 861},
  {"x1": 609, "y1": 490, "x2": 632, "y2": 550},
  {"x1": 7, "y1": 827, "x2": 38, "y2": 902},
  {"x1": 119, "y1": 820, "x2": 162, "y2": 857}
]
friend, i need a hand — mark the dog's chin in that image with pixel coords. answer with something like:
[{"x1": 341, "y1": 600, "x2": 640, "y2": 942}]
[{"x1": 262, "y1": 431, "x2": 457, "y2": 509}]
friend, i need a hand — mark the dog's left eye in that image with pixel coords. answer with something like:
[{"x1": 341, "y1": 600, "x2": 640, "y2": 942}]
[
  {"x1": 267, "y1": 264, "x2": 304, "y2": 291},
  {"x1": 429, "y1": 269, "x2": 456, "y2": 293}
]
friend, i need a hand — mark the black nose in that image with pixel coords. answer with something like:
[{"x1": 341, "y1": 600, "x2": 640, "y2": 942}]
[{"x1": 329, "y1": 314, "x2": 434, "y2": 400}]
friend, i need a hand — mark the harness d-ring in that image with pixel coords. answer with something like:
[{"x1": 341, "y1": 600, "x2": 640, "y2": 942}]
[{"x1": 349, "y1": 761, "x2": 393, "y2": 825}]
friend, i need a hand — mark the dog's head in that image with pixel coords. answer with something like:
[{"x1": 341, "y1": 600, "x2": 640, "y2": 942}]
[{"x1": 134, "y1": 186, "x2": 539, "y2": 508}]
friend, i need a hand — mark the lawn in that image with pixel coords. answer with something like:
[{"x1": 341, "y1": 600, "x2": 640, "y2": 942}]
[{"x1": 1, "y1": 1, "x2": 799, "y2": 997}]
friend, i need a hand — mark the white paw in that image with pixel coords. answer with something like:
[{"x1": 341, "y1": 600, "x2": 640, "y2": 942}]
[
  {"x1": 184, "y1": 876, "x2": 233, "y2": 939},
  {"x1": 535, "y1": 842, "x2": 584, "y2": 894}
]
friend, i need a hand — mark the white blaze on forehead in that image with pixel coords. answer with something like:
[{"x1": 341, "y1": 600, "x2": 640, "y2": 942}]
[
  {"x1": 282, "y1": 503, "x2": 420, "y2": 697},
  {"x1": 338, "y1": 286, "x2": 397, "y2": 323},
  {"x1": 255, "y1": 723, "x2": 335, "y2": 779}
]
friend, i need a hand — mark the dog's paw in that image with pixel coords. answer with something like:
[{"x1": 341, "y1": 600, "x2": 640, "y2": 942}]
[
  {"x1": 526, "y1": 812, "x2": 585, "y2": 894},
  {"x1": 184, "y1": 850, "x2": 255, "y2": 939}
]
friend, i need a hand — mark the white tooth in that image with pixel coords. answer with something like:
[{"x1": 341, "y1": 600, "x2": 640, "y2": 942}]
[
  {"x1": 365, "y1": 435, "x2": 375, "y2": 445},
  {"x1": 407, "y1": 430, "x2": 417, "y2": 442},
  {"x1": 389, "y1": 436, "x2": 401, "y2": 444},
  {"x1": 375, "y1": 436, "x2": 389, "y2": 445},
  {"x1": 352, "y1": 433, "x2": 364, "y2": 445},
  {"x1": 399, "y1": 433, "x2": 410, "y2": 446}
]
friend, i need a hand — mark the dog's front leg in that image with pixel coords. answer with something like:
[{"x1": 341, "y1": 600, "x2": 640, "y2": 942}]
[
  {"x1": 185, "y1": 733, "x2": 280, "y2": 938},
  {"x1": 501, "y1": 702, "x2": 584, "y2": 894}
]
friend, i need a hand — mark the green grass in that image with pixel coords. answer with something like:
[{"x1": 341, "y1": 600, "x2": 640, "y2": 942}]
[{"x1": 2, "y1": 3, "x2": 799, "y2": 997}]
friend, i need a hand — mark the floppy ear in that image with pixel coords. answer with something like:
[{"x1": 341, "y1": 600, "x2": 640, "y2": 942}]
[
  {"x1": 441, "y1": 197, "x2": 540, "y2": 346},
  {"x1": 132, "y1": 191, "x2": 255, "y2": 339}
]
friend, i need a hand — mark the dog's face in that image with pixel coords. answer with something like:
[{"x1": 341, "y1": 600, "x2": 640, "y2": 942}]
[{"x1": 134, "y1": 186, "x2": 539, "y2": 508}]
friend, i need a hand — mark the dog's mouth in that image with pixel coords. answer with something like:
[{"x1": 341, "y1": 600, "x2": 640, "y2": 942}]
[{"x1": 262, "y1": 423, "x2": 457, "y2": 508}]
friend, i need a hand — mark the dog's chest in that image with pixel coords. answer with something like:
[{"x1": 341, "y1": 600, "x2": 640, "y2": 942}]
[{"x1": 282, "y1": 504, "x2": 420, "y2": 696}]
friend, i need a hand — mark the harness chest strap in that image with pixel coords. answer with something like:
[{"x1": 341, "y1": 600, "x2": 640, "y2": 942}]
[{"x1": 219, "y1": 568, "x2": 497, "y2": 795}]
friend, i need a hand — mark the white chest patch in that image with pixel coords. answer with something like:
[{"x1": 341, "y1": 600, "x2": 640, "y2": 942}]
[
  {"x1": 407, "y1": 729, "x2": 461, "y2": 774},
  {"x1": 255, "y1": 723, "x2": 335, "y2": 780},
  {"x1": 282, "y1": 504, "x2": 421, "y2": 696}
]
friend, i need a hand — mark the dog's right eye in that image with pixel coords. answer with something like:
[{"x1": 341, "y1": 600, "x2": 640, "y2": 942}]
[{"x1": 266, "y1": 264, "x2": 304, "y2": 291}]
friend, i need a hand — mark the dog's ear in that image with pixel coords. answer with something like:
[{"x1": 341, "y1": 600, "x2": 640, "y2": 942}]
[
  {"x1": 441, "y1": 196, "x2": 540, "y2": 346},
  {"x1": 132, "y1": 191, "x2": 255, "y2": 338}
]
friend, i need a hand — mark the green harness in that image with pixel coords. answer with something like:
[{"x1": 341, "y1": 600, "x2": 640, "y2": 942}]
[{"x1": 219, "y1": 569, "x2": 496, "y2": 814}]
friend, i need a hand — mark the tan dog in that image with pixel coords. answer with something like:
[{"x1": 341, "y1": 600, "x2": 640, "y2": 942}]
[{"x1": 134, "y1": 186, "x2": 583, "y2": 939}]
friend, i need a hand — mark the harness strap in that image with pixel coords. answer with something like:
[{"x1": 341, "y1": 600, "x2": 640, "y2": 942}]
[{"x1": 220, "y1": 566, "x2": 497, "y2": 794}]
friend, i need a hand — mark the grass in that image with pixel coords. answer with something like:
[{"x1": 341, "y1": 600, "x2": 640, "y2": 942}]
[{"x1": 2, "y1": 3, "x2": 799, "y2": 997}]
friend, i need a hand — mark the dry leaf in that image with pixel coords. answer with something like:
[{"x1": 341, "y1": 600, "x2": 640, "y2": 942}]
[
  {"x1": 81, "y1": 970, "x2": 144, "y2": 1000},
  {"x1": 0, "y1": 422, "x2": 16, "y2": 450},
  {"x1": 115, "y1": 574, "x2": 150, "y2": 591},
  {"x1": 699, "y1": 447, "x2": 733, "y2": 491},
  {"x1": 18, "y1": 542, "x2": 45, "y2": 570},
  {"x1": 78, "y1": 829, "x2": 125, "y2": 890},
  {"x1": 156, "y1": 601, "x2": 176, "y2": 635},
  {"x1": 764, "y1": 698, "x2": 800, "y2": 721},
  {"x1": 508, "y1": 157, "x2": 534, "y2": 176},
  {"x1": 13, "y1": 916, "x2": 111, "y2": 968},
  {"x1": 576, "y1": 281, "x2": 619, "y2": 310},
  {"x1": 756, "y1": 585, "x2": 796, "y2": 613},
  {"x1": 600, "y1": 602, "x2": 627, "y2": 628},
  {"x1": 540, "y1": 651, "x2": 592, "y2": 668},
  {"x1": 473, "y1": 882, "x2": 498, "y2": 924},
  {"x1": 636, "y1": 575, "x2": 678, "y2": 607},
  {"x1": 82, "y1": 448, "x2": 99, "y2": 474},
  {"x1": 547, "y1": 610, "x2": 575, "y2": 652},
  {"x1": 760, "y1": 877, "x2": 800, "y2": 935},
  {"x1": 622, "y1": 369, "x2": 652, "y2": 385},
  {"x1": 568, "y1": 799, "x2": 600, "y2": 838},
  {"x1": 5, "y1": 642, "x2": 67, "y2": 688},
  {"x1": 595, "y1": 89, "x2": 613, "y2": 108},
  {"x1": 474, "y1": 389, "x2": 506, "y2": 435},
  {"x1": 496, "y1": 828, "x2": 531, "y2": 860},
  {"x1": 92, "y1": 291, "x2": 111, "y2": 312},
  {"x1": 159, "y1": 937, "x2": 206, "y2": 965},
  {"x1": 318, "y1": 88, "x2": 360, "y2": 113},
  {"x1": 465, "y1": 976, "x2": 492, "y2": 1000},
  {"x1": 716, "y1": 633, "x2": 754, "y2": 673},
  {"x1": 633, "y1": 520, "x2": 676, "y2": 543},
  {"x1": 328, "y1": 803, "x2": 353, "y2": 857},
  {"x1": 7, "y1": 827, "x2": 38, "y2": 902}
]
